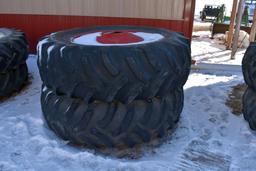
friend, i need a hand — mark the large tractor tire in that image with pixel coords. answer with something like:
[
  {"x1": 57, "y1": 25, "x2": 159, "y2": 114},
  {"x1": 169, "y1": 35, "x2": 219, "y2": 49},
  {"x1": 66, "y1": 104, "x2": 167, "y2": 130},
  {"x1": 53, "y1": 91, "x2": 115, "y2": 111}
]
[
  {"x1": 242, "y1": 42, "x2": 256, "y2": 90},
  {"x1": 37, "y1": 26, "x2": 191, "y2": 104},
  {"x1": 41, "y1": 86, "x2": 184, "y2": 150},
  {"x1": 0, "y1": 28, "x2": 29, "y2": 97},
  {"x1": 243, "y1": 88, "x2": 256, "y2": 130}
]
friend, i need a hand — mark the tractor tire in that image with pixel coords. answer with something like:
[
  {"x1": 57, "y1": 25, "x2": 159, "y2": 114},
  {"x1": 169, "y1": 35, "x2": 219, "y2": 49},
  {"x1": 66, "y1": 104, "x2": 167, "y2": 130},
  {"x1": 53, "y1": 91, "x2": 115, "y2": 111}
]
[
  {"x1": 242, "y1": 42, "x2": 256, "y2": 90},
  {"x1": 0, "y1": 64, "x2": 28, "y2": 97},
  {"x1": 243, "y1": 87, "x2": 256, "y2": 130},
  {"x1": 41, "y1": 85, "x2": 184, "y2": 150},
  {"x1": 0, "y1": 28, "x2": 29, "y2": 97},
  {"x1": 0, "y1": 28, "x2": 28, "y2": 73},
  {"x1": 37, "y1": 26, "x2": 191, "y2": 104}
]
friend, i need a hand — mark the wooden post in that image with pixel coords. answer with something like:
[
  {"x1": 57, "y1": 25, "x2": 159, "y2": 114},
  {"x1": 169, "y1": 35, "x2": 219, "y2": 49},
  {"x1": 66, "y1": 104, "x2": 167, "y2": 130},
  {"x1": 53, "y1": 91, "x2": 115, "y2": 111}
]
[
  {"x1": 227, "y1": 0, "x2": 238, "y2": 50},
  {"x1": 250, "y1": 9, "x2": 256, "y2": 42},
  {"x1": 231, "y1": 0, "x2": 245, "y2": 59}
]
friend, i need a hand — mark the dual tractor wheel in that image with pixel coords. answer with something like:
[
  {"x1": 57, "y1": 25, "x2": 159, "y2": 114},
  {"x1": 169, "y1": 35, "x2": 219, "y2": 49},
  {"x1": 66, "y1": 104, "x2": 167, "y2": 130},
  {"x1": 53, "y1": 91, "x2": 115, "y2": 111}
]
[{"x1": 37, "y1": 26, "x2": 191, "y2": 153}]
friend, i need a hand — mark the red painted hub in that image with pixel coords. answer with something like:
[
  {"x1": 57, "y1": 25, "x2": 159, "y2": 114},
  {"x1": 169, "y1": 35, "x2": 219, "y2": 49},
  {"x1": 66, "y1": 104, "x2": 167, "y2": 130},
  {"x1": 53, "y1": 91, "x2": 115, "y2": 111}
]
[{"x1": 96, "y1": 30, "x2": 144, "y2": 44}]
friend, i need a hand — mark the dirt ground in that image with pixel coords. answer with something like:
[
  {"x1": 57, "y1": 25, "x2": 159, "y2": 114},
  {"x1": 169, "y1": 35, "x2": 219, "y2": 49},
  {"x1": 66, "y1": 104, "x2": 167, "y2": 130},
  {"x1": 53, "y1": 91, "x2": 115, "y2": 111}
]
[{"x1": 225, "y1": 84, "x2": 247, "y2": 116}]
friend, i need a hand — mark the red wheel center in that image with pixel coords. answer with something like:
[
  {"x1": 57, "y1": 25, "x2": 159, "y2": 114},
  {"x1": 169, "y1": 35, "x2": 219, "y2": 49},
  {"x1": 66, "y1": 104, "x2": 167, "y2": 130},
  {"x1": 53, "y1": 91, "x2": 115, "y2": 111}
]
[{"x1": 96, "y1": 30, "x2": 144, "y2": 44}]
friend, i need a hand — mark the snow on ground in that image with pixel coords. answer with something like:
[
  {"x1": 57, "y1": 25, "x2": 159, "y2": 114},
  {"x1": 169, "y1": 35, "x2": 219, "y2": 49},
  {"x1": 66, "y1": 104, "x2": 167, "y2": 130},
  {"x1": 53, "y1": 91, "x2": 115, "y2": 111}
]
[
  {"x1": 0, "y1": 33, "x2": 5, "y2": 39},
  {"x1": 192, "y1": 31, "x2": 246, "y2": 65},
  {"x1": 1, "y1": 56, "x2": 256, "y2": 171}
]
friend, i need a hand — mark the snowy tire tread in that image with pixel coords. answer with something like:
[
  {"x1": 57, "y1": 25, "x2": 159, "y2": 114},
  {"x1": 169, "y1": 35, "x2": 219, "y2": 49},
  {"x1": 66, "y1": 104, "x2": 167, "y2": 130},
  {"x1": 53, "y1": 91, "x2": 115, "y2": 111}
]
[
  {"x1": 0, "y1": 28, "x2": 28, "y2": 73},
  {"x1": 41, "y1": 86, "x2": 184, "y2": 149},
  {"x1": 0, "y1": 28, "x2": 29, "y2": 97},
  {"x1": 0, "y1": 64, "x2": 28, "y2": 97}
]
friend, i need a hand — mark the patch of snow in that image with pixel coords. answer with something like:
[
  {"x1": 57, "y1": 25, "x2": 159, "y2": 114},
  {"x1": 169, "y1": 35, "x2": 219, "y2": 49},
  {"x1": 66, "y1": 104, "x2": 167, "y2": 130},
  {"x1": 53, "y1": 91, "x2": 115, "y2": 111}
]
[
  {"x1": 72, "y1": 32, "x2": 164, "y2": 46},
  {"x1": 0, "y1": 32, "x2": 5, "y2": 39},
  {"x1": 60, "y1": 46, "x2": 66, "y2": 58},
  {"x1": 37, "y1": 38, "x2": 49, "y2": 67},
  {"x1": 0, "y1": 56, "x2": 255, "y2": 170}
]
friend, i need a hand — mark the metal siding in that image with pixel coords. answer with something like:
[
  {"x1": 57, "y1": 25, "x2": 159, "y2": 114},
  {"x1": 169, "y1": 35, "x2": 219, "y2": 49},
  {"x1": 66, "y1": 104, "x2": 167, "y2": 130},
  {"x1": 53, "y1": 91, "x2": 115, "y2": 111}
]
[{"x1": 0, "y1": 0, "x2": 184, "y2": 20}]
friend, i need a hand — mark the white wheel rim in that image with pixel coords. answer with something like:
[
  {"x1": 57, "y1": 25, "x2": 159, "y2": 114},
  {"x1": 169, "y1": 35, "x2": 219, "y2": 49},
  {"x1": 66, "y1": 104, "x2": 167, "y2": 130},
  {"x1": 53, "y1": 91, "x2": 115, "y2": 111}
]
[{"x1": 72, "y1": 32, "x2": 164, "y2": 46}]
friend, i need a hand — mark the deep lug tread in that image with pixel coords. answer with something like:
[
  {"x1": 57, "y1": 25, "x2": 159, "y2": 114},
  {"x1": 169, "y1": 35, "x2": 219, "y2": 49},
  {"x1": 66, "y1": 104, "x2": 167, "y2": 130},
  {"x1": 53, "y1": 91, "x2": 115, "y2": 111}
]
[
  {"x1": 0, "y1": 63, "x2": 28, "y2": 97},
  {"x1": 243, "y1": 88, "x2": 256, "y2": 130},
  {"x1": 0, "y1": 28, "x2": 28, "y2": 73},
  {"x1": 41, "y1": 86, "x2": 184, "y2": 151},
  {"x1": 243, "y1": 44, "x2": 256, "y2": 90}
]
